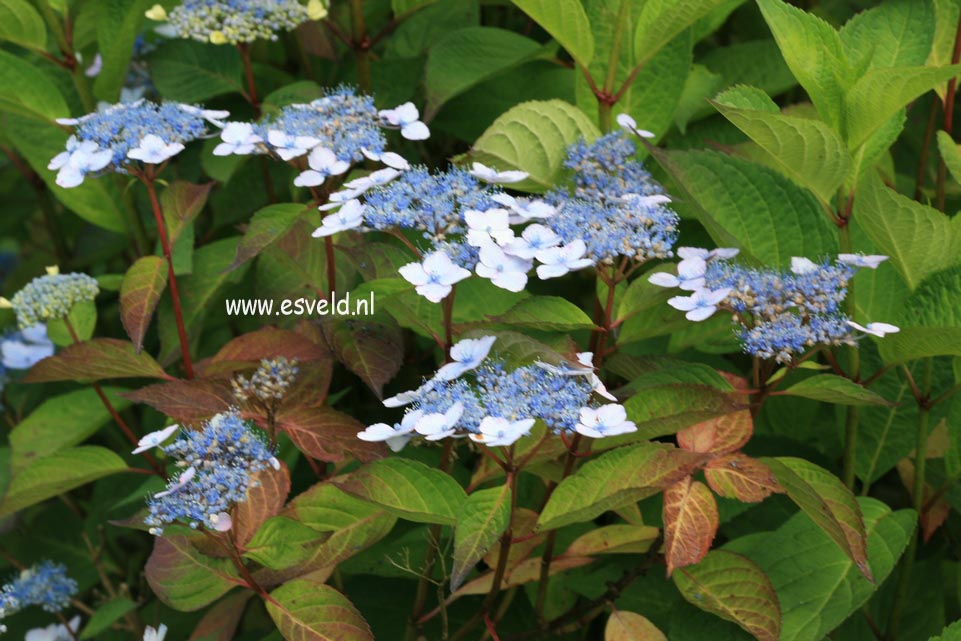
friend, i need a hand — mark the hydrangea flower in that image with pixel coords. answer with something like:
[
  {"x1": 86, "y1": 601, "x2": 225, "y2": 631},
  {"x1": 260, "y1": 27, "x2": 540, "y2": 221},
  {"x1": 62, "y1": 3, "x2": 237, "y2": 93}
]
[
  {"x1": 51, "y1": 101, "x2": 221, "y2": 186},
  {"x1": 24, "y1": 616, "x2": 80, "y2": 641},
  {"x1": 143, "y1": 623, "x2": 168, "y2": 641},
  {"x1": 0, "y1": 324, "x2": 54, "y2": 370},
  {"x1": 231, "y1": 356, "x2": 300, "y2": 403},
  {"x1": 575, "y1": 404, "x2": 637, "y2": 438},
  {"x1": 433, "y1": 335, "x2": 497, "y2": 381},
  {"x1": 2, "y1": 269, "x2": 99, "y2": 329},
  {"x1": 399, "y1": 251, "x2": 472, "y2": 303},
  {"x1": 378, "y1": 102, "x2": 430, "y2": 140},
  {"x1": 145, "y1": 410, "x2": 279, "y2": 535},
  {"x1": 312, "y1": 200, "x2": 366, "y2": 238},
  {"x1": 150, "y1": 0, "x2": 314, "y2": 44},
  {"x1": 468, "y1": 162, "x2": 528, "y2": 184},
  {"x1": 357, "y1": 410, "x2": 424, "y2": 452},
  {"x1": 0, "y1": 562, "x2": 77, "y2": 627},
  {"x1": 132, "y1": 424, "x2": 180, "y2": 455}
]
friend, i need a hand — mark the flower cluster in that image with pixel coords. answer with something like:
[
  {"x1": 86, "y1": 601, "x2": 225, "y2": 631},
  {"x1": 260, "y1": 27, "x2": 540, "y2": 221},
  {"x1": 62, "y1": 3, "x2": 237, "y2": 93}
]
[
  {"x1": 651, "y1": 250, "x2": 899, "y2": 363},
  {"x1": 144, "y1": 411, "x2": 280, "y2": 535},
  {"x1": 0, "y1": 562, "x2": 76, "y2": 628},
  {"x1": 148, "y1": 0, "x2": 322, "y2": 45},
  {"x1": 51, "y1": 100, "x2": 226, "y2": 187},
  {"x1": 232, "y1": 356, "x2": 299, "y2": 402},
  {"x1": 3, "y1": 269, "x2": 98, "y2": 329},
  {"x1": 358, "y1": 336, "x2": 636, "y2": 450},
  {"x1": 0, "y1": 324, "x2": 54, "y2": 370}
]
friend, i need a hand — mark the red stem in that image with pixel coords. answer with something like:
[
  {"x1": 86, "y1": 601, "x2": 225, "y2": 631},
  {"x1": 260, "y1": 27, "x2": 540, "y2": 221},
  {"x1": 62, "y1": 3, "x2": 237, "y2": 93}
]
[
  {"x1": 237, "y1": 44, "x2": 260, "y2": 113},
  {"x1": 142, "y1": 173, "x2": 195, "y2": 379}
]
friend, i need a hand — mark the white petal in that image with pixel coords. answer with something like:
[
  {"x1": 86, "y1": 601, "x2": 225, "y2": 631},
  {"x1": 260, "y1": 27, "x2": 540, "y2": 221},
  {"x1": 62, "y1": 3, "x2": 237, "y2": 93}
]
[
  {"x1": 685, "y1": 305, "x2": 717, "y2": 322},
  {"x1": 401, "y1": 121, "x2": 430, "y2": 141}
]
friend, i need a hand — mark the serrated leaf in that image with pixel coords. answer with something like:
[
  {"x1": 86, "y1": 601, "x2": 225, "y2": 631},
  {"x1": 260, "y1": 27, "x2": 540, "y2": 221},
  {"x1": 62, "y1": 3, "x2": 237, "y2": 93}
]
[
  {"x1": 46, "y1": 299, "x2": 97, "y2": 346},
  {"x1": 538, "y1": 443, "x2": 704, "y2": 531},
  {"x1": 673, "y1": 550, "x2": 780, "y2": 641},
  {"x1": 335, "y1": 458, "x2": 467, "y2": 525},
  {"x1": 233, "y1": 464, "x2": 291, "y2": 547},
  {"x1": 780, "y1": 374, "x2": 895, "y2": 407},
  {"x1": 853, "y1": 172, "x2": 961, "y2": 290},
  {"x1": 510, "y1": 0, "x2": 594, "y2": 66},
  {"x1": 0, "y1": 0, "x2": 46, "y2": 50},
  {"x1": 0, "y1": 446, "x2": 127, "y2": 516},
  {"x1": 120, "y1": 256, "x2": 168, "y2": 351},
  {"x1": 146, "y1": 535, "x2": 239, "y2": 611},
  {"x1": 651, "y1": 148, "x2": 838, "y2": 269},
  {"x1": 161, "y1": 181, "x2": 213, "y2": 245},
  {"x1": 663, "y1": 477, "x2": 719, "y2": 575},
  {"x1": 147, "y1": 40, "x2": 244, "y2": 102},
  {"x1": 677, "y1": 410, "x2": 753, "y2": 455},
  {"x1": 229, "y1": 203, "x2": 311, "y2": 271},
  {"x1": 929, "y1": 620, "x2": 961, "y2": 641},
  {"x1": 0, "y1": 51, "x2": 68, "y2": 122},
  {"x1": 267, "y1": 578, "x2": 373, "y2": 641},
  {"x1": 123, "y1": 379, "x2": 233, "y2": 424},
  {"x1": 839, "y1": 0, "x2": 935, "y2": 70},
  {"x1": 704, "y1": 454, "x2": 782, "y2": 503},
  {"x1": 93, "y1": 0, "x2": 149, "y2": 101},
  {"x1": 325, "y1": 316, "x2": 403, "y2": 399},
  {"x1": 712, "y1": 85, "x2": 851, "y2": 202},
  {"x1": 466, "y1": 99, "x2": 600, "y2": 192},
  {"x1": 244, "y1": 516, "x2": 325, "y2": 570},
  {"x1": 454, "y1": 555, "x2": 594, "y2": 596},
  {"x1": 937, "y1": 130, "x2": 961, "y2": 186},
  {"x1": 879, "y1": 265, "x2": 961, "y2": 364},
  {"x1": 277, "y1": 406, "x2": 385, "y2": 464},
  {"x1": 609, "y1": 354, "x2": 735, "y2": 393},
  {"x1": 633, "y1": 0, "x2": 731, "y2": 70},
  {"x1": 700, "y1": 39, "x2": 796, "y2": 98},
  {"x1": 606, "y1": 610, "x2": 667, "y2": 641},
  {"x1": 565, "y1": 524, "x2": 660, "y2": 556},
  {"x1": 188, "y1": 592, "x2": 252, "y2": 641},
  {"x1": 845, "y1": 64, "x2": 961, "y2": 148},
  {"x1": 621, "y1": 384, "x2": 745, "y2": 442},
  {"x1": 762, "y1": 457, "x2": 872, "y2": 580},
  {"x1": 488, "y1": 295, "x2": 596, "y2": 331},
  {"x1": 451, "y1": 483, "x2": 511, "y2": 591},
  {"x1": 208, "y1": 326, "x2": 331, "y2": 366},
  {"x1": 23, "y1": 338, "x2": 169, "y2": 383},
  {"x1": 79, "y1": 598, "x2": 137, "y2": 640}
]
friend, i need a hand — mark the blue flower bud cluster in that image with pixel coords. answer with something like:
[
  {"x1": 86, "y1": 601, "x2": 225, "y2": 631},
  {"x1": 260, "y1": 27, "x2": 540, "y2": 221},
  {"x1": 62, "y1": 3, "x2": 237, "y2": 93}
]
[
  {"x1": 9, "y1": 272, "x2": 99, "y2": 329},
  {"x1": 145, "y1": 410, "x2": 278, "y2": 535},
  {"x1": 167, "y1": 0, "x2": 310, "y2": 44},
  {"x1": 0, "y1": 561, "x2": 76, "y2": 623},
  {"x1": 546, "y1": 131, "x2": 679, "y2": 264},
  {"x1": 232, "y1": 356, "x2": 299, "y2": 402}
]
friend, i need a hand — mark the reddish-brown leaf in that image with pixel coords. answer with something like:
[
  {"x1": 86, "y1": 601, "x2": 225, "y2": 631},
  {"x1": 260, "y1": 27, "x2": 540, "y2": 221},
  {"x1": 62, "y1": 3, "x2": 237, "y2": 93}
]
[
  {"x1": 234, "y1": 463, "x2": 292, "y2": 547},
  {"x1": 704, "y1": 454, "x2": 783, "y2": 503},
  {"x1": 483, "y1": 508, "x2": 542, "y2": 574},
  {"x1": 605, "y1": 611, "x2": 667, "y2": 641},
  {"x1": 24, "y1": 338, "x2": 170, "y2": 383},
  {"x1": 123, "y1": 379, "x2": 234, "y2": 424},
  {"x1": 324, "y1": 317, "x2": 403, "y2": 398},
  {"x1": 144, "y1": 536, "x2": 240, "y2": 611},
  {"x1": 897, "y1": 459, "x2": 950, "y2": 543},
  {"x1": 210, "y1": 327, "x2": 331, "y2": 365},
  {"x1": 677, "y1": 409, "x2": 753, "y2": 455},
  {"x1": 278, "y1": 406, "x2": 385, "y2": 463},
  {"x1": 120, "y1": 256, "x2": 168, "y2": 352},
  {"x1": 188, "y1": 592, "x2": 253, "y2": 641},
  {"x1": 663, "y1": 477, "x2": 719, "y2": 575},
  {"x1": 161, "y1": 181, "x2": 213, "y2": 245}
]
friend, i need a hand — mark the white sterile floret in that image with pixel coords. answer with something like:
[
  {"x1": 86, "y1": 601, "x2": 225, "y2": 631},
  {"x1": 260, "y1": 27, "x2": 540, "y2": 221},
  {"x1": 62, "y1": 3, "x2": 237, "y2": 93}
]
[
  {"x1": 361, "y1": 148, "x2": 411, "y2": 170},
  {"x1": 26, "y1": 616, "x2": 81, "y2": 641},
  {"x1": 378, "y1": 102, "x2": 430, "y2": 140},
  {"x1": 838, "y1": 254, "x2": 888, "y2": 269},
  {"x1": 180, "y1": 105, "x2": 231, "y2": 126},
  {"x1": 342, "y1": 168, "x2": 403, "y2": 193},
  {"x1": 434, "y1": 336, "x2": 497, "y2": 382},
  {"x1": 357, "y1": 410, "x2": 424, "y2": 452},
  {"x1": 213, "y1": 122, "x2": 262, "y2": 156},
  {"x1": 668, "y1": 287, "x2": 732, "y2": 321},
  {"x1": 127, "y1": 134, "x2": 185, "y2": 164},
  {"x1": 319, "y1": 188, "x2": 366, "y2": 210},
  {"x1": 154, "y1": 466, "x2": 196, "y2": 498},
  {"x1": 267, "y1": 130, "x2": 320, "y2": 160},
  {"x1": 535, "y1": 239, "x2": 594, "y2": 279},
  {"x1": 293, "y1": 147, "x2": 350, "y2": 187},
  {"x1": 383, "y1": 380, "x2": 435, "y2": 408},
  {"x1": 143, "y1": 624, "x2": 168, "y2": 641},
  {"x1": 132, "y1": 424, "x2": 180, "y2": 454},
  {"x1": 465, "y1": 208, "x2": 515, "y2": 247},
  {"x1": 575, "y1": 404, "x2": 637, "y2": 438},
  {"x1": 790, "y1": 257, "x2": 819, "y2": 275},
  {"x1": 475, "y1": 244, "x2": 531, "y2": 292},
  {"x1": 491, "y1": 193, "x2": 556, "y2": 222},
  {"x1": 312, "y1": 199, "x2": 365, "y2": 237},
  {"x1": 846, "y1": 321, "x2": 900, "y2": 338},
  {"x1": 615, "y1": 113, "x2": 655, "y2": 138},
  {"x1": 468, "y1": 162, "x2": 529, "y2": 184},
  {"x1": 648, "y1": 257, "x2": 706, "y2": 291},
  {"x1": 414, "y1": 402, "x2": 464, "y2": 441},
  {"x1": 0, "y1": 325, "x2": 54, "y2": 370},
  {"x1": 49, "y1": 137, "x2": 113, "y2": 188},
  {"x1": 617, "y1": 193, "x2": 671, "y2": 206},
  {"x1": 469, "y1": 417, "x2": 536, "y2": 447},
  {"x1": 398, "y1": 251, "x2": 472, "y2": 303},
  {"x1": 504, "y1": 224, "x2": 561, "y2": 260},
  {"x1": 676, "y1": 247, "x2": 740, "y2": 261}
]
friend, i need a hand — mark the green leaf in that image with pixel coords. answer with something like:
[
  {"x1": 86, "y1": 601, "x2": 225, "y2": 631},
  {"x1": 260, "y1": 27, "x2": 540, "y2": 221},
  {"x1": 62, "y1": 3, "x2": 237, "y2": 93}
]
[
  {"x1": 148, "y1": 40, "x2": 244, "y2": 102},
  {"x1": 335, "y1": 458, "x2": 468, "y2": 525},
  {"x1": 780, "y1": 374, "x2": 895, "y2": 407},
  {"x1": 853, "y1": 173, "x2": 961, "y2": 291},
  {"x1": 565, "y1": 524, "x2": 660, "y2": 556},
  {"x1": 391, "y1": 0, "x2": 436, "y2": 15},
  {"x1": 675, "y1": 64, "x2": 724, "y2": 133},
  {"x1": 244, "y1": 516, "x2": 325, "y2": 570},
  {"x1": 929, "y1": 620, "x2": 961, "y2": 641},
  {"x1": 673, "y1": 550, "x2": 781, "y2": 641},
  {"x1": 755, "y1": 0, "x2": 849, "y2": 130},
  {"x1": 537, "y1": 443, "x2": 704, "y2": 531},
  {"x1": 46, "y1": 299, "x2": 97, "y2": 346},
  {"x1": 228, "y1": 203, "x2": 311, "y2": 271},
  {"x1": 145, "y1": 535, "x2": 240, "y2": 611},
  {"x1": 929, "y1": 0, "x2": 961, "y2": 101},
  {"x1": 699, "y1": 39, "x2": 796, "y2": 99},
  {"x1": 451, "y1": 484, "x2": 512, "y2": 591},
  {"x1": 845, "y1": 64, "x2": 961, "y2": 148},
  {"x1": 510, "y1": 0, "x2": 594, "y2": 66},
  {"x1": 9, "y1": 387, "x2": 131, "y2": 470},
  {"x1": 621, "y1": 383, "x2": 744, "y2": 441},
  {"x1": 0, "y1": 446, "x2": 126, "y2": 516},
  {"x1": 424, "y1": 27, "x2": 543, "y2": 118},
  {"x1": 120, "y1": 256, "x2": 168, "y2": 351},
  {"x1": 466, "y1": 99, "x2": 600, "y2": 193},
  {"x1": 266, "y1": 578, "x2": 373, "y2": 641},
  {"x1": 607, "y1": 354, "x2": 735, "y2": 392},
  {"x1": 93, "y1": 0, "x2": 149, "y2": 101},
  {"x1": 633, "y1": 0, "x2": 731, "y2": 70},
  {"x1": 839, "y1": 0, "x2": 935, "y2": 70},
  {"x1": 938, "y1": 130, "x2": 961, "y2": 187},
  {"x1": 0, "y1": 51, "x2": 67, "y2": 122},
  {"x1": 762, "y1": 457, "x2": 872, "y2": 580},
  {"x1": 486, "y1": 295, "x2": 595, "y2": 331},
  {"x1": 879, "y1": 265, "x2": 961, "y2": 364},
  {"x1": 729, "y1": 498, "x2": 914, "y2": 641},
  {"x1": 80, "y1": 598, "x2": 137, "y2": 640},
  {"x1": 651, "y1": 148, "x2": 838, "y2": 269},
  {"x1": 161, "y1": 181, "x2": 213, "y2": 245},
  {"x1": 23, "y1": 338, "x2": 169, "y2": 383},
  {"x1": 0, "y1": 0, "x2": 46, "y2": 50},
  {"x1": 712, "y1": 85, "x2": 851, "y2": 203}
]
